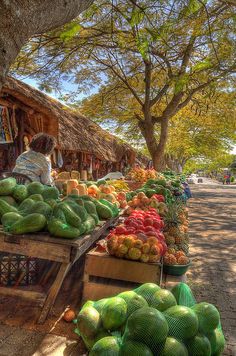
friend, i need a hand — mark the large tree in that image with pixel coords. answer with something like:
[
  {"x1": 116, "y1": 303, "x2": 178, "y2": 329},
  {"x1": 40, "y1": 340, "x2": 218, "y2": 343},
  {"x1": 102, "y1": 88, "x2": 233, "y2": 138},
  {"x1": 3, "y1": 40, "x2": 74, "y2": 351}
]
[
  {"x1": 13, "y1": 0, "x2": 236, "y2": 170},
  {"x1": 0, "y1": 0, "x2": 93, "y2": 90}
]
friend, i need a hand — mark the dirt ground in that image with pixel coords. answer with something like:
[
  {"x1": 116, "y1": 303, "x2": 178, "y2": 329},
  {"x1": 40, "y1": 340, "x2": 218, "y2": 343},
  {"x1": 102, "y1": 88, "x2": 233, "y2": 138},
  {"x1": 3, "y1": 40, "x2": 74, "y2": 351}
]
[
  {"x1": 0, "y1": 182, "x2": 235, "y2": 355},
  {"x1": 188, "y1": 183, "x2": 236, "y2": 356}
]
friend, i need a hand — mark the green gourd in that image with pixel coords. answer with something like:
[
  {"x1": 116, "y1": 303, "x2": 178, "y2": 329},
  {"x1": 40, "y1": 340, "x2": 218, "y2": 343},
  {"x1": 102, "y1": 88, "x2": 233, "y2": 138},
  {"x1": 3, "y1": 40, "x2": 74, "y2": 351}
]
[
  {"x1": 57, "y1": 202, "x2": 82, "y2": 228},
  {"x1": 0, "y1": 177, "x2": 17, "y2": 195},
  {"x1": 29, "y1": 201, "x2": 52, "y2": 219},
  {"x1": 0, "y1": 200, "x2": 18, "y2": 218},
  {"x1": 47, "y1": 218, "x2": 81, "y2": 238},
  {"x1": 12, "y1": 184, "x2": 28, "y2": 202},
  {"x1": 1, "y1": 212, "x2": 22, "y2": 231},
  {"x1": 94, "y1": 201, "x2": 113, "y2": 220},
  {"x1": 9, "y1": 213, "x2": 46, "y2": 234}
]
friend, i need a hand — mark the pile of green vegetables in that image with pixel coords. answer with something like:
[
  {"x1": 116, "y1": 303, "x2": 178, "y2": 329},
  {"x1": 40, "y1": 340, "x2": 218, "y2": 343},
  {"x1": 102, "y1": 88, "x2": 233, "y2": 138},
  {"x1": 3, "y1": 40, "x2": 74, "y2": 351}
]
[
  {"x1": 126, "y1": 176, "x2": 184, "y2": 204},
  {"x1": 0, "y1": 178, "x2": 118, "y2": 238},
  {"x1": 76, "y1": 283, "x2": 225, "y2": 356}
]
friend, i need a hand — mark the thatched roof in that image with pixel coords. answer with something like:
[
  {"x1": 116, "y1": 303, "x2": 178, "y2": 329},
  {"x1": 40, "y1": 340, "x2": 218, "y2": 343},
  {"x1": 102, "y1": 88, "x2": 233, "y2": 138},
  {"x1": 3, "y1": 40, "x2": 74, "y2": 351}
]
[{"x1": 1, "y1": 77, "x2": 135, "y2": 162}]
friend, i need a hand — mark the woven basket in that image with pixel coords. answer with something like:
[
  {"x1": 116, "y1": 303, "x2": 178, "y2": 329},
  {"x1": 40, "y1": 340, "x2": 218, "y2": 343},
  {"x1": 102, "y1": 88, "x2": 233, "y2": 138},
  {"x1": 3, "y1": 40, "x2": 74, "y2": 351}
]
[{"x1": 0, "y1": 253, "x2": 38, "y2": 286}]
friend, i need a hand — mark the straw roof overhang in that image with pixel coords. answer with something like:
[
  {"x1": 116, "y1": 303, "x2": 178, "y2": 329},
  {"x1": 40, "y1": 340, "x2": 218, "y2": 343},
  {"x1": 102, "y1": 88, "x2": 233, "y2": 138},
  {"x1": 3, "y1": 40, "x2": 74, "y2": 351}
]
[{"x1": 1, "y1": 77, "x2": 135, "y2": 162}]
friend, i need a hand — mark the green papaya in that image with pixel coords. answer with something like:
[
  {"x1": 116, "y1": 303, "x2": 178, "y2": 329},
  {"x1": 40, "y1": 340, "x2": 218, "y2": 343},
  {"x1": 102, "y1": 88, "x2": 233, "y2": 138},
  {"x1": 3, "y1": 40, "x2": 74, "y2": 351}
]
[
  {"x1": 47, "y1": 218, "x2": 81, "y2": 238},
  {"x1": 0, "y1": 177, "x2": 17, "y2": 195},
  {"x1": 94, "y1": 201, "x2": 113, "y2": 220},
  {"x1": 9, "y1": 213, "x2": 46, "y2": 234},
  {"x1": 1, "y1": 212, "x2": 22, "y2": 231},
  {"x1": 57, "y1": 202, "x2": 82, "y2": 228},
  {"x1": 12, "y1": 184, "x2": 28, "y2": 202},
  {"x1": 27, "y1": 181, "x2": 44, "y2": 195},
  {"x1": 0, "y1": 200, "x2": 18, "y2": 218}
]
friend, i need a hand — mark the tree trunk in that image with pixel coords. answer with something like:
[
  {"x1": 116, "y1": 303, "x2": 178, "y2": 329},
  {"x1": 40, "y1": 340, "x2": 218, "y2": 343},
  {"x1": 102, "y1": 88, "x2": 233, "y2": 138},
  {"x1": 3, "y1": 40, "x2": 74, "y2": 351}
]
[
  {"x1": 0, "y1": 0, "x2": 94, "y2": 90},
  {"x1": 138, "y1": 117, "x2": 169, "y2": 171}
]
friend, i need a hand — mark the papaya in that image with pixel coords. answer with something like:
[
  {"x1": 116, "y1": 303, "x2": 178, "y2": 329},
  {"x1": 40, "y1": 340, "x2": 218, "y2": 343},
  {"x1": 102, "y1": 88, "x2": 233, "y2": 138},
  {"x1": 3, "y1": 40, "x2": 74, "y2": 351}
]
[
  {"x1": 0, "y1": 200, "x2": 18, "y2": 218},
  {"x1": 0, "y1": 195, "x2": 18, "y2": 207},
  {"x1": 0, "y1": 177, "x2": 17, "y2": 195},
  {"x1": 9, "y1": 213, "x2": 46, "y2": 234},
  {"x1": 1, "y1": 212, "x2": 22, "y2": 231},
  {"x1": 99, "y1": 199, "x2": 119, "y2": 217},
  {"x1": 84, "y1": 215, "x2": 96, "y2": 233},
  {"x1": 94, "y1": 201, "x2": 113, "y2": 220},
  {"x1": 90, "y1": 213, "x2": 100, "y2": 225},
  {"x1": 66, "y1": 201, "x2": 88, "y2": 222},
  {"x1": 83, "y1": 201, "x2": 97, "y2": 215},
  {"x1": 44, "y1": 199, "x2": 58, "y2": 209},
  {"x1": 28, "y1": 201, "x2": 52, "y2": 219},
  {"x1": 28, "y1": 194, "x2": 44, "y2": 202},
  {"x1": 18, "y1": 198, "x2": 35, "y2": 214},
  {"x1": 57, "y1": 202, "x2": 82, "y2": 228},
  {"x1": 12, "y1": 184, "x2": 28, "y2": 202},
  {"x1": 27, "y1": 181, "x2": 44, "y2": 195},
  {"x1": 47, "y1": 218, "x2": 81, "y2": 238},
  {"x1": 42, "y1": 186, "x2": 59, "y2": 200},
  {"x1": 52, "y1": 206, "x2": 67, "y2": 223}
]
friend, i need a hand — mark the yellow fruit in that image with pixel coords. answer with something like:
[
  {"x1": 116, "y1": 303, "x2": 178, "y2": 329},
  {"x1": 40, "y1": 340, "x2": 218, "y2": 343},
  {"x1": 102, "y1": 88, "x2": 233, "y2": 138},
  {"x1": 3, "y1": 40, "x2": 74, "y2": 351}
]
[{"x1": 140, "y1": 254, "x2": 149, "y2": 263}]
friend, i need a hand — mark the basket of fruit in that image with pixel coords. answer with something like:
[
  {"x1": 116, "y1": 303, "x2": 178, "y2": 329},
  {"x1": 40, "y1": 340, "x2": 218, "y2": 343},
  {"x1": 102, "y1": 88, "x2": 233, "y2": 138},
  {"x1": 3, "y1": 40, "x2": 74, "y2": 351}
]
[{"x1": 163, "y1": 252, "x2": 191, "y2": 276}]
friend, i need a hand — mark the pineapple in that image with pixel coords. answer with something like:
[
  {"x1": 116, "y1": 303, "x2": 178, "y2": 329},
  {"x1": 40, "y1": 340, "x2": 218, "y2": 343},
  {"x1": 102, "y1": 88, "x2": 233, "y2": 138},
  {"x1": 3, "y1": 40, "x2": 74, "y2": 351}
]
[
  {"x1": 179, "y1": 243, "x2": 189, "y2": 255},
  {"x1": 165, "y1": 235, "x2": 175, "y2": 245},
  {"x1": 175, "y1": 233, "x2": 185, "y2": 245},
  {"x1": 164, "y1": 201, "x2": 182, "y2": 234}
]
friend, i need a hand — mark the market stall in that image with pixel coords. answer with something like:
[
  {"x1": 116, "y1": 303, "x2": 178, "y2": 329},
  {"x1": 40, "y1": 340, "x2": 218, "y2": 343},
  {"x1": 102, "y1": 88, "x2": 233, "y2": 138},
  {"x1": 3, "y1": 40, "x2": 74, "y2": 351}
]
[
  {"x1": 0, "y1": 169, "x2": 226, "y2": 356},
  {"x1": 0, "y1": 77, "x2": 136, "y2": 177}
]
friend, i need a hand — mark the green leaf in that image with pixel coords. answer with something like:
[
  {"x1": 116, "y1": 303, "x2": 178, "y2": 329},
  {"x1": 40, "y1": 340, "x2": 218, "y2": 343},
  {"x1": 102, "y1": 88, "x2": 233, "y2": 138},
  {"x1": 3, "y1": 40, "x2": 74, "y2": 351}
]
[
  {"x1": 174, "y1": 74, "x2": 190, "y2": 94},
  {"x1": 60, "y1": 23, "x2": 82, "y2": 41},
  {"x1": 192, "y1": 59, "x2": 212, "y2": 72},
  {"x1": 181, "y1": 0, "x2": 207, "y2": 17},
  {"x1": 129, "y1": 9, "x2": 144, "y2": 27},
  {"x1": 136, "y1": 36, "x2": 149, "y2": 60}
]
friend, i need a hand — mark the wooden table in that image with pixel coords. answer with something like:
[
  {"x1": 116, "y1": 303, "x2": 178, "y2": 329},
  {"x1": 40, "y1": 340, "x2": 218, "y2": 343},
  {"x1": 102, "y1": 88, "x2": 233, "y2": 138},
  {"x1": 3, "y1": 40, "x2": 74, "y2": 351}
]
[{"x1": 0, "y1": 217, "x2": 117, "y2": 323}]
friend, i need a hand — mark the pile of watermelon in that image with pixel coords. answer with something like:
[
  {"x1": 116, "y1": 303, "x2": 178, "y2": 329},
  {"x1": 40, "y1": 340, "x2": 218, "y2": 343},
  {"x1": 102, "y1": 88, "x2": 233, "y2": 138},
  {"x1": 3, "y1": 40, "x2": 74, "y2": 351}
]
[{"x1": 76, "y1": 283, "x2": 225, "y2": 356}]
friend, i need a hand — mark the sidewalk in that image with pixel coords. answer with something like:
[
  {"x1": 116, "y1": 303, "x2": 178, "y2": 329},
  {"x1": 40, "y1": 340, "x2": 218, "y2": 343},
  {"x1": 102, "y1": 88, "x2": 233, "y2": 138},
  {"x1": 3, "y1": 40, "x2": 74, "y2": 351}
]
[{"x1": 188, "y1": 185, "x2": 236, "y2": 356}]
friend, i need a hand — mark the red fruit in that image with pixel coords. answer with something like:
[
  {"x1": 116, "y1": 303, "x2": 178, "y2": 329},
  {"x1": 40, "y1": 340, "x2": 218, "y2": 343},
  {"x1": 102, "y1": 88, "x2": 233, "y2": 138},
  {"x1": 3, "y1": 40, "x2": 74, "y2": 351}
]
[
  {"x1": 146, "y1": 231, "x2": 159, "y2": 238},
  {"x1": 124, "y1": 228, "x2": 136, "y2": 234},
  {"x1": 144, "y1": 218, "x2": 153, "y2": 226},
  {"x1": 144, "y1": 226, "x2": 156, "y2": 233},
  {"x1": 135, "y1": 228, "x2": 146, "y2": 234},
  {"x1": 115, "y1": 226, "x2": 127, "y2": 234},
  {"x1": 137, "y1": 233, "x2": 147, "y2": 242}
]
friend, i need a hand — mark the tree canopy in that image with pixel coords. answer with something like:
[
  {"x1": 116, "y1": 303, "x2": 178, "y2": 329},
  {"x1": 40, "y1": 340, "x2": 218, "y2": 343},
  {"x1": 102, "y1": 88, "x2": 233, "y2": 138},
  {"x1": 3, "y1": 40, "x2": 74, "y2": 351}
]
[
  {"x1": 0, "y1": 0, "x2": 93, "y2": 89},
  {"x1": 13, "y1": 0, "x2": 236, "y2": 169}
]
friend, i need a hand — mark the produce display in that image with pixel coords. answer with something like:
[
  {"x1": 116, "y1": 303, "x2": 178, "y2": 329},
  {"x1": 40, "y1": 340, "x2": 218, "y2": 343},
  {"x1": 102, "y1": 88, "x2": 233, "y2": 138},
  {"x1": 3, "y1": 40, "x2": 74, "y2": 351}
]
[
  {"x1": 0, "y1": 178, "x2": 118, "y2": 239},
  {"x1": 163, "y1": 201, "x2": 190, "y2": 265},
  {"x1": 106, "y1": 209, "x2": 167, "y2": 263},
  {"x1": 126, "y1": 168, "x2": 157, "y2": 183},
  {"x1": 76, "y1": 282, "x2": 225, "y2": 355}
]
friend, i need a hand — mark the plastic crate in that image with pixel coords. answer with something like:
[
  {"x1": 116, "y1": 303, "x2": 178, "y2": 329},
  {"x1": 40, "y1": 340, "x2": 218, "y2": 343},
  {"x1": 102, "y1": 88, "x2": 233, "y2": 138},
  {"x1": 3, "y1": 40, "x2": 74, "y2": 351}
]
[{"x1": 0, "y1": 253, "x2": 38, "y2": 286}]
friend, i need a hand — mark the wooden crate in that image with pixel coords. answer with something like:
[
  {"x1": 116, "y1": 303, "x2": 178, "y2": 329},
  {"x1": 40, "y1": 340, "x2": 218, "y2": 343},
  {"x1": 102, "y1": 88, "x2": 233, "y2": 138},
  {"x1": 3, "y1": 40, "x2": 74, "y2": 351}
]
[{"x1": 82, "y1": 250, "x2": 162, "y2": 301}]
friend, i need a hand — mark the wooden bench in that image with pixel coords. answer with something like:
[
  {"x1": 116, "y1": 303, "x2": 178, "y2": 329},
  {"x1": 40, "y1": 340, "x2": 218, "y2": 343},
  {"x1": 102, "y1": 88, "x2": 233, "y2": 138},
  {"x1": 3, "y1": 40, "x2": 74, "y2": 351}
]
[{"x1": 0, "y1": 217, "x2": 117, "y2": 323}]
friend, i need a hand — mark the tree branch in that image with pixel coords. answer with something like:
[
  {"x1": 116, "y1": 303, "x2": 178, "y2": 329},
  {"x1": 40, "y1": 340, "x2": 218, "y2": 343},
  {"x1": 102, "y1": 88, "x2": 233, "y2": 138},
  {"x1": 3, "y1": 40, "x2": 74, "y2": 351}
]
[{"x1": 150, "y1": 83, "x2": 170, "y2": 107}]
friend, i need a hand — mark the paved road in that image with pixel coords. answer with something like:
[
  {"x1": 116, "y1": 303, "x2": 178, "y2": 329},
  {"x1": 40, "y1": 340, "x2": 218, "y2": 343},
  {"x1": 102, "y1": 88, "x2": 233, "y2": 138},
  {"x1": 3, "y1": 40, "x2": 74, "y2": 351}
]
[{"x1": 188, "y1": 183, "x2": 236, "y2": 356}]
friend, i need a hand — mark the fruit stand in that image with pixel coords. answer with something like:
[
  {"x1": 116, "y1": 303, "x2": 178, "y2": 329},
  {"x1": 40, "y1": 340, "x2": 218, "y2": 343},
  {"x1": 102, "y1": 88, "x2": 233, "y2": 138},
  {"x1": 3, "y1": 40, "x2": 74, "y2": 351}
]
[{"x1": 0, "y1": 217, "x2": 118, "y2": 323}]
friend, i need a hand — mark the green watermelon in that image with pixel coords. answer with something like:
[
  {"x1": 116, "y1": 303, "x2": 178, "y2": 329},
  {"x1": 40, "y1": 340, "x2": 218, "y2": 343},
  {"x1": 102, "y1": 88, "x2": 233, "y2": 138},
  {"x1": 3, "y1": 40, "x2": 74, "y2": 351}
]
[
  {"x1": 81, "y1": 329, "x2": 111, "y2": 351},
  {"x1": 186, "y1": 333, "x2": 211, "y2": 356},
  {"x1": 94, "y1": 298, "x2": 109, "y2": 313},
  {"x1": 77, "y1": 306, "x2": 101, "y2": 338},
  {"x1": 192, "y1": 302, "x2": 220, "y2": 334},
  {"x1": 101, "y1": 297, "x2": 127, "y2": 331},
  {"x1": 135, "y1": 283, "x2": 161, "y2": 304},
  {"x1": 207, "y1": 328, "x2": 225, "y2": 355},
  {"x1": 150, "y1": 289, "x2": 177, "y2": 312},
  {"x1": 89, "y1": 336, "x2": 120, "y2": 356},
  {"x1": 160, "y1": 337, "x2": 188, "y2": 356},
  {"x1": 171, "y1": 282, "x2": 196, "y2": 307},
  {"x1": 118, "y1": 291, "x2": 148, "y2": 316},
  {"x1": 120, "y1": 340, "x2": 153, "y2": 356},
  {"x1": 164, "y1": 305, "x2": 198, "y2": 340},
  {"x1": 81, "y1": 300, "x2": 95, "y2": 310},
  {"x1": 123, "y1": 307, "x2": 168, "y2": 354}
]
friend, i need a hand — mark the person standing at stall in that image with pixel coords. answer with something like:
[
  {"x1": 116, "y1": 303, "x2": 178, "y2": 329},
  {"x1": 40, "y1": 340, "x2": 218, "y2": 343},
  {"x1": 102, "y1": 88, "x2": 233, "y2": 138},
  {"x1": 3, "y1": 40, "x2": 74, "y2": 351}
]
[{"x1": 13, "y1": 133, "x2": 56, "y2": 185}]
